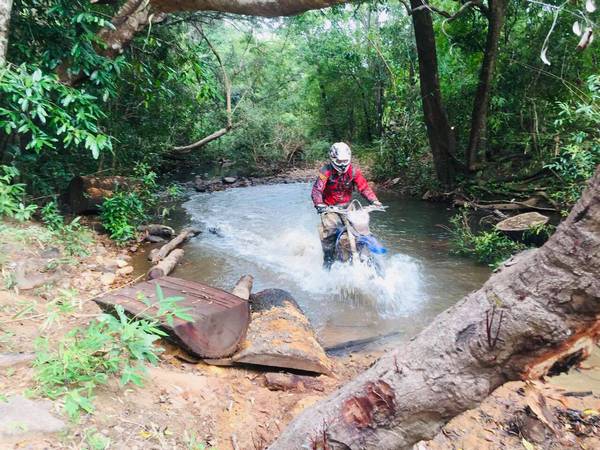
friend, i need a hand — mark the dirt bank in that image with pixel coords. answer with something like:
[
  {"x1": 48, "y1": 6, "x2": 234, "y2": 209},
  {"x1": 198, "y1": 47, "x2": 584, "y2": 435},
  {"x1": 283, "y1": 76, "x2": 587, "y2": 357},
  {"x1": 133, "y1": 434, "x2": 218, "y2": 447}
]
[
  {"x1": 1, "y1": 220, "x2": 598, "y2": 449},
  {"x1": 0, "y1": 220, "x2": 377, "y2": 449}
]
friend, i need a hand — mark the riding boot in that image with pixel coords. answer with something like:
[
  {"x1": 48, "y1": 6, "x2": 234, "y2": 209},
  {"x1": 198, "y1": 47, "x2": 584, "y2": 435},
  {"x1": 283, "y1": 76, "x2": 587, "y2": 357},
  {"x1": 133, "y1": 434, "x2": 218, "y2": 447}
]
[{"x1": 323, "y1": 248, "x2": 335, "y2": 270}]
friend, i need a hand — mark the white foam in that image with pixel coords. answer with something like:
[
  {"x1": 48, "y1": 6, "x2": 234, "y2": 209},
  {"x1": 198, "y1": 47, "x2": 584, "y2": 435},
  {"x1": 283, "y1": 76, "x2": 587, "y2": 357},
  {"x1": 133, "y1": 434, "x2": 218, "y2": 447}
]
[{"x1": 184, "y1": 185, "x2": 423, "y2": 318}]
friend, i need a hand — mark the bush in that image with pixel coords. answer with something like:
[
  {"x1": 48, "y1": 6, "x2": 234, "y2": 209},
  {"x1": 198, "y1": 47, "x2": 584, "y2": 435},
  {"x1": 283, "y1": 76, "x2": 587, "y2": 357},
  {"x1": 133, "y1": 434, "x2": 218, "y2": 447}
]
[
  {"x1": 100, "y1": 192, "x2": 146, "y2": 243},
  {"x1": 34, "y1": 285, "x2": 192, "y2": 420},
  {"x1": 41, "y1": 201, "x2": 93, "y2": 257},
  {"x1": 0, "y1": 165, "x2": 37, "y2": 220},
  {"x1": 449, "y1": 211, "x2": 527, "y2": 268}
]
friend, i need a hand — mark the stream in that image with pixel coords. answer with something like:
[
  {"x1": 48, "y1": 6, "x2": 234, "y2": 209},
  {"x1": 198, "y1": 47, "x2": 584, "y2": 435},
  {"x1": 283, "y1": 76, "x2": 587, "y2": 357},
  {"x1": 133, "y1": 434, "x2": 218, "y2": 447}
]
[{"x1": 172, "y1": 182, "x2": 492, "y2": 348}]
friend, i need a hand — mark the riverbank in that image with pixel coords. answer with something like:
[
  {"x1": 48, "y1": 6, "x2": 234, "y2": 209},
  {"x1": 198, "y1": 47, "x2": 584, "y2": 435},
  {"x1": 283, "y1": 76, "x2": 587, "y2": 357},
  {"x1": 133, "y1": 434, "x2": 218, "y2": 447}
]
[
  {"x1": 1, "y1": 214, "x2": 598, "y2": 449},
  {"x1": 0, "y1": 220, "x2": 378, "y2": 449}
]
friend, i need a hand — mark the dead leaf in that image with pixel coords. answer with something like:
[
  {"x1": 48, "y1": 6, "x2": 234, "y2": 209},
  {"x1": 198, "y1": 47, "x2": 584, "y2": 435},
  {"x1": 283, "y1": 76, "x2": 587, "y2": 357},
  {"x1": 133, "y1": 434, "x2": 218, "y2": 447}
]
[
  {"x1": 523, "y1": 383, "x2": 561, "y2": 435},
  {"x1": 522, "y1": 438, "x2": 535, "y2": 450}
]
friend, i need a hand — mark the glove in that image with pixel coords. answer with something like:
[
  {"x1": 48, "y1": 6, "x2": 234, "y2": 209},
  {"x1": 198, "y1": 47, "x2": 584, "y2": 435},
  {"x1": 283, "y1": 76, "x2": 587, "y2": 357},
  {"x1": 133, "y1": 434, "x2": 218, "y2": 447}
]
[
  {"x1": 372, "y1": 200, "x2": 383, "y2": 207},
  {"x1": 316, "y1": 204, "x2": 327, "y2": 214}
]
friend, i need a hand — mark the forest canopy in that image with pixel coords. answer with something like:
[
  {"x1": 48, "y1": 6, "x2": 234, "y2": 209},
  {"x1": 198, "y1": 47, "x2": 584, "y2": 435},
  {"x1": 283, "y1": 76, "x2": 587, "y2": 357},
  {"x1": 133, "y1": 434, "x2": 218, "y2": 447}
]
[{"x1": 0, "y1": 0, "x2": 597, "y2": 207}]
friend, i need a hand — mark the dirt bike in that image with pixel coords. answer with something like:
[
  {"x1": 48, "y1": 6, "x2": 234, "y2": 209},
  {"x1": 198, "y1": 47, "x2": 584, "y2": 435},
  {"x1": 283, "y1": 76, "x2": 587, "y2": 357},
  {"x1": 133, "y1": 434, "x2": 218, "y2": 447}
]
[{"x1": 325, "y1": 200, "x2": 388, "y2": 276}]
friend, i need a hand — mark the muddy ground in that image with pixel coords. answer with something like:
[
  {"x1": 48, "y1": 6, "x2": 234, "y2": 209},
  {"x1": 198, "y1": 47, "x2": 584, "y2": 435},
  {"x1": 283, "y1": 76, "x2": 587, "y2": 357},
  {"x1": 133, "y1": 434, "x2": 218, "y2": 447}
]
[{"x1": 1, "y1": 220, "x2": 598, "y2": 449}]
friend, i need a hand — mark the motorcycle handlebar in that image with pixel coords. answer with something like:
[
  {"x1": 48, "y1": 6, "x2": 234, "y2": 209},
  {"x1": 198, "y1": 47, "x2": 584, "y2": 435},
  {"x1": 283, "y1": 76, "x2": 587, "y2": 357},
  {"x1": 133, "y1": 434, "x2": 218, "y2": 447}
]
[{"x1": 324, "y1": 204, "x2": 388, "y2": 215}]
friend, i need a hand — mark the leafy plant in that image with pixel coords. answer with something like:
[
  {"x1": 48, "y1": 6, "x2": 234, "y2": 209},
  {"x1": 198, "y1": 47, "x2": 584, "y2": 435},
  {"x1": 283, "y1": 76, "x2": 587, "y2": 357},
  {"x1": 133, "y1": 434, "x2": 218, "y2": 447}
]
[
  {"x1": 83, "y1": 428, "x2": 111, "y2": 450},
  {"x1": 0, "y1": 64, "x2": 112, "y2": 157},
  {"x1": 34, "y1": 285, "x2": 192, "y2": 421},
  {"x1": 100, "y1": 191, "x2": 146, "y2": 243},
  {"x1": 41, "y1": 201, "x2": 93, "y2": 256},
  {"x1": 0, "y1": 165, "x2": 36, "y2": 220}
]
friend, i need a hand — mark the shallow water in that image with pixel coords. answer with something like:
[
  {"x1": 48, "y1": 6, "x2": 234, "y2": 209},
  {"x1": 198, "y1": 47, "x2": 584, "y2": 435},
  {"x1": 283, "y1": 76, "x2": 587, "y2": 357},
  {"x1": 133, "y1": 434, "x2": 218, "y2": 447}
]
[{"x1": 177, "y1": 183, "x2": 491, "y2": 348}]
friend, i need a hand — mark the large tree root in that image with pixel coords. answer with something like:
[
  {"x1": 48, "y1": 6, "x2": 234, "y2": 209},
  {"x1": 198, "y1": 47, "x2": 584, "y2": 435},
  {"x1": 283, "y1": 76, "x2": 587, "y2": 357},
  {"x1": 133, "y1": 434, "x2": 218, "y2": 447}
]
[{"x1": 269, "y1": 167, "x2": 600, "y2": 449}]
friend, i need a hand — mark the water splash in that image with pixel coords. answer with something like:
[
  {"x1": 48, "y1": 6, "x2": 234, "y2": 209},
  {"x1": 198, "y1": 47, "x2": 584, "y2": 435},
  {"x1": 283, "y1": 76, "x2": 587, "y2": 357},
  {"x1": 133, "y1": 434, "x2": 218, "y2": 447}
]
[{"x1": 185, "y1": 185, "x2": 422, "y2": 317}]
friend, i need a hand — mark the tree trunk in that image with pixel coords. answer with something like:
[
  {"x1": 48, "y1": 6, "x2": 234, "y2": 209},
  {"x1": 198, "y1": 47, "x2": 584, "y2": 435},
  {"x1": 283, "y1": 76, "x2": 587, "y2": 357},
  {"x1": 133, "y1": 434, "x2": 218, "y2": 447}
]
[
  {"x1": 269, "y1": 166, "x2": 600, "y2": 449},
  {"x1": 410, "y1": 0, "x2": 456, "y2": 188},
  {"x1": 0, "y1": 0, "x2": 13, "y2": 63},
  {"x1": 465, "y1": 0, "x2": 508, "y2": 171}
]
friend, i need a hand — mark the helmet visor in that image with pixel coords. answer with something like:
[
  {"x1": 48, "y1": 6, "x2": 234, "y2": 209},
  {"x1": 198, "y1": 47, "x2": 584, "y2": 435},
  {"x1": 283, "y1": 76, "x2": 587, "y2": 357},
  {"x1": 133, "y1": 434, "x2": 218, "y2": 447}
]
[{"x1": 332, "y1": 157, "x2": 350, "y2": 170}]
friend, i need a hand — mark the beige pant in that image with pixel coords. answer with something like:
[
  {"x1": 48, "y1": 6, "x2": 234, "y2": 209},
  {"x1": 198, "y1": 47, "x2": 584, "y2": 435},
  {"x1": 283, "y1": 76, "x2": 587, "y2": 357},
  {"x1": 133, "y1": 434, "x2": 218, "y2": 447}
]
[{"x1": 318, "y1": 212, "x2": 343, "y2": 253}]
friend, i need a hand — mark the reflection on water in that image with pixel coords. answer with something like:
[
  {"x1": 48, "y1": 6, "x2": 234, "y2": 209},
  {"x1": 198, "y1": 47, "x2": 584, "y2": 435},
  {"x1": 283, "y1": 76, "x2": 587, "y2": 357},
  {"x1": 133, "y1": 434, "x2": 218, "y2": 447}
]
[{"x1": 178, "y1": 183, "x2": 491, "y2": 347}]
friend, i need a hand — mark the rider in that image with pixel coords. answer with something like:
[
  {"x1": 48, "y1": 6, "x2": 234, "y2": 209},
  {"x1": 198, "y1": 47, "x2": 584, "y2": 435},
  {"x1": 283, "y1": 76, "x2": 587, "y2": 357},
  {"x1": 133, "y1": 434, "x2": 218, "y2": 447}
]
[{"x1": 311, "y1": 142, "x2": 382, "y2": 268}]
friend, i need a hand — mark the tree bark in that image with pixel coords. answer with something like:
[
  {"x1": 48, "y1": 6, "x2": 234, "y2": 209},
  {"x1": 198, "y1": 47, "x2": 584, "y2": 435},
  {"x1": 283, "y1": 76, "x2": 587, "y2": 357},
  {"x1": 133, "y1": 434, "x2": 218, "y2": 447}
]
[
  {"x1": 410, "y1": 0, "x2": 457, "y2": 188},
  {"x1": 269, "y1": 166, "x2": 600, "y2": 449},
  {"x1": 465, "y1": 0, "x2": 508, "y2": 171},
  {"x1": 0, "y1": 0, "x2": 13, "y2": 63}
]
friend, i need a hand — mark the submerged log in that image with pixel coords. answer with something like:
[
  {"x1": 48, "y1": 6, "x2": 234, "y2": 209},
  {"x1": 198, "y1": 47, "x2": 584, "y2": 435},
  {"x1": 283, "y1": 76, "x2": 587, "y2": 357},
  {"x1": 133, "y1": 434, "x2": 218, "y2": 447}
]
[
  {"x1": 231, "y1": 275, "x2": 253, "y2": 300},
  {"x1": 149, "y1": 227, "x2": 200, "y2": 264},
  {"x1": 67, "y1": 175, "x2": 140, "y2": 214},
  {"x1": 269, "y1": 168, "x2": 600, "y2": 449},
  {"x1": 232, "y1": 289, "x2": 333, "y2": 375},
  {"x1": 94, "y1": 276, "x2": 250, "y2": 358},
  {"x1": 147, "y1": 248, "x2": 184, "y2": 280}
]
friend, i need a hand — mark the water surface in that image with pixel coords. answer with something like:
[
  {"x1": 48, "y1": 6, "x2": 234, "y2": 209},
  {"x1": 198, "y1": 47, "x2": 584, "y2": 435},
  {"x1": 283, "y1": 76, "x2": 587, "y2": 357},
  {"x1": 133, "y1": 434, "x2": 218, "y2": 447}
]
[{"x1": 178, "y1": 183, "x2": 491, "y2": 347}]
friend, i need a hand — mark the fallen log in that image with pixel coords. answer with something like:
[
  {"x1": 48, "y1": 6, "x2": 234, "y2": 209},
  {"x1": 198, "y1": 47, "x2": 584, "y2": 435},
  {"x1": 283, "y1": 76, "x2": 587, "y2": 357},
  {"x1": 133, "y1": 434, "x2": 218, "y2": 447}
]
[
  {"x1": 67, "y1": 175, "x2": 140, "y2": 214},
  {"x1": 94, "y1": 276, "x2": 250, "y2": 358},
  {"x1": 147, "y1": 248, "x2": 184, "y2": 280},
  {"x1": 149, "y1": 227, "x2": 200, "y2": 264},
  {"x1": 269, "y1": 167, "x2": 600, "y2": 449}
]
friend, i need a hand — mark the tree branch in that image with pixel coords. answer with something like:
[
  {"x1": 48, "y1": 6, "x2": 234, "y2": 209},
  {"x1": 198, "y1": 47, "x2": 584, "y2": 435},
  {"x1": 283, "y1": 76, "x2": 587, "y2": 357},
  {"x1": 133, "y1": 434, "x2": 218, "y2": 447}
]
[
  {"x1": 412, "y1": 0, "x2": 488, "y2": 21},
  {"x1": 172, "y1": 25, "x2": 233, "y2": 152}
]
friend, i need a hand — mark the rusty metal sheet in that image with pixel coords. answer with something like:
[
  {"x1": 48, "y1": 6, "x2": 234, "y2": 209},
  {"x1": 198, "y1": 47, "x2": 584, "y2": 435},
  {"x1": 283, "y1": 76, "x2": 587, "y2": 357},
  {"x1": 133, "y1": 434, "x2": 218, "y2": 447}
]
[{"x1": 94, "y1": 276, "x2": 250, "y2": 358}]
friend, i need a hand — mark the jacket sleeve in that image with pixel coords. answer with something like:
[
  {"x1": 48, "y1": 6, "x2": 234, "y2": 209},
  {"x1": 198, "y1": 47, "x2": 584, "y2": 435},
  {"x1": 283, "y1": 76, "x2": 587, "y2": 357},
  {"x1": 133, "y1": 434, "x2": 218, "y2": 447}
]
[
  {"x1": 353, "y1": 167, "x2": 378, "y2": 203},
  {"x1": 311, "y1": 166, "x2": 329, "y2": 205}
]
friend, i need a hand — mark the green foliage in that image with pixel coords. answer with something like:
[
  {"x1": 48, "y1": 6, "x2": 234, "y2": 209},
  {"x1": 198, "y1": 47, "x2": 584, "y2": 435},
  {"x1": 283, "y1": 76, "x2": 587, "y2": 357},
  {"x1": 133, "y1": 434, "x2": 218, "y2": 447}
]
[
  {"x1": 0, "y1": 64, "x2": 111, "y2": 157},
  {"x1": 34, "y1": 285, "x2": 191, "y2": 421},
  {"x1": 41, "y1": 200, "x2": 93, "y2": 256},
  {"x1": 100, "y1": 192, "x2": 146, "y2": 243},
  {"x1": 83, "y1": 428, "x2": 111, "y2": 450},
  {"x1": 545, "y1": 75, "x2": 600, "y2": 208},
  {"x1": 0, "y1": 165, "x2": 36, "y2": 220},
  {"x1": 449, "y1": 211, "x2": 527, "y2": 268}
]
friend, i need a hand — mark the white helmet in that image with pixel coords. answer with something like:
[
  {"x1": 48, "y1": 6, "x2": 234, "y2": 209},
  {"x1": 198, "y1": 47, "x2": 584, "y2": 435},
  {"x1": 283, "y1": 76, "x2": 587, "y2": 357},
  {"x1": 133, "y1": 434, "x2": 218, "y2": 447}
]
[{"x1": 329, "y1": 142, "x2": 351, "y2": 173}]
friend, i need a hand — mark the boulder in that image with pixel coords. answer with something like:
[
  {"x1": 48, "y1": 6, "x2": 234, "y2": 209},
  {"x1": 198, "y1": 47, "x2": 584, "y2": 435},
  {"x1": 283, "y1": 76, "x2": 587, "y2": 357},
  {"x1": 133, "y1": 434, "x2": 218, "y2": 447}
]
[
  {"x1": 231, "y1": 289, "x2": 333, "y2": 375},
  {"x1": 67, "y1": 175, "x2": 140, "y2": 214},
  {"x1": 222, "y1": 176, "x2": 238, "y2": 184},
  {"x1": 0, "y1": 395, "x2": 65, "y2": 438},
  {"x1": 495, "y1": 212, "x2": 550, "y2": 244},
  {"x1": 100, "y1": 272, "x2": 116, "y2": 286}
]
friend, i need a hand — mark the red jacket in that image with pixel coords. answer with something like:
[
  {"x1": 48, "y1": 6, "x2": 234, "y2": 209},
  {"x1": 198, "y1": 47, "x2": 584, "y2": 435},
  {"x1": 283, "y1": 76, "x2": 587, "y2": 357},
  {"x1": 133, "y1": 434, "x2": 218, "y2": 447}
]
[{"x1": 311, "y1": 163, "x2": 378, "y2": 206}]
